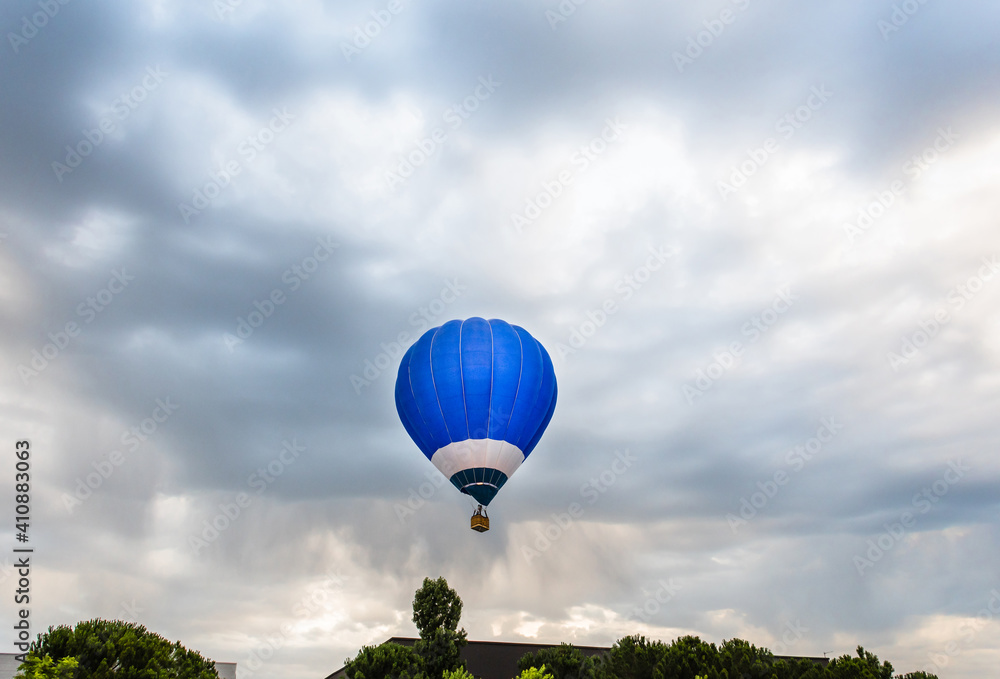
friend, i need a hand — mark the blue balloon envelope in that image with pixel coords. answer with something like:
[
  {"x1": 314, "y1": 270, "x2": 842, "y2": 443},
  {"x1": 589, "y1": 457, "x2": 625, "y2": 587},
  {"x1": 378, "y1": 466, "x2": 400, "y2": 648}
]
[{"x1": 394, "y1": 317, "x2": 557, "y2": 506}]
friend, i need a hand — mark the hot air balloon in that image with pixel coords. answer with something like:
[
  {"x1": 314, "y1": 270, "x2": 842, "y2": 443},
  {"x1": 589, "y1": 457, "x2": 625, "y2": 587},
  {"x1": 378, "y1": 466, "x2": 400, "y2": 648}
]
[{"x1": 394, "y1": 317, "x2": 557, "y2": 532}]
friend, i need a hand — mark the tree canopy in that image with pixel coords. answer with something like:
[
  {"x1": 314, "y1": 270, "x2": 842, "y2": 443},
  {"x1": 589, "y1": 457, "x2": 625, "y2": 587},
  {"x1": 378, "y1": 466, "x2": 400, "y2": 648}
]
[
  {"x1": 341, "y1": 578, "x2": 937, "y2": 679},
  {"x1": 826, "y1": 646, "x2": 895, "y2": 679},
  {"x1": 518, "y1": 637, "x2": 935, "y2": 679},
  {"x1": 411, "y1": 577, "x2": 468, "y2": 678},
  {"x1": 516, "y1": 668, "x2": 554, "y2": 679},
  {"x1": 412, "y1": 576, "x2": 465, "y2": 639},
  {"x1": 14, "y1": 655, "x2": 78, "y2": 679},
  {"x1": 18, "y1": 619, "x2": 218, "y2": 679},
  {"x1": 343, "y1": 576, "x2": 468, "y2": 679},
  {"x1": 343, "y1": 642, "x2": 424, "y2": 679},
  {"x1": 517, "y1": 643, "x2": 596, "y2": 679}
]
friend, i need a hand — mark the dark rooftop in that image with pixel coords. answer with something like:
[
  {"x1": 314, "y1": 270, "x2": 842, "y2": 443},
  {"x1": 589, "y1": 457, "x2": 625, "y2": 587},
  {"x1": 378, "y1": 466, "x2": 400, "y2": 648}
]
[{"x1": 325, "y1": 637, "x2": 829, "y2": 679}]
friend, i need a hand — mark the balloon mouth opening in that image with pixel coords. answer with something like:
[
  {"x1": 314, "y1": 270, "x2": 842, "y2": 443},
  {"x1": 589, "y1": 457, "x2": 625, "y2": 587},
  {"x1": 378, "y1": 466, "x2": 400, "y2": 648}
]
[
  {"x1": 460, "y1": 483, "x2": 500, "y2": 506},
  {"x1": 449, "y1": 467, "x2": 509, "y2": 506}
]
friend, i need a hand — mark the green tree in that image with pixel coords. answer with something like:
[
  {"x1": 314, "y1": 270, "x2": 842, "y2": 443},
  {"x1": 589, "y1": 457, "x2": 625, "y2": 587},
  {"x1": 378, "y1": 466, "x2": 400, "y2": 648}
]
[
  {"x1": 412, "y1": 576, "x2": 464, "y2": 638},
  {"x1": 14, "y1": 655, "x2": 78, "y2": 679},
  {"x1": 594, "y1": 635, "x2": 670, "y2": 679},
  {"x1": 20, "y1": 619, "x2": 218, "y2": 679},
  {"x1": 717, "y1": 638, "x2": 774, "y2": 679},
  {"x1": 651, "y1": 635, "x2": 723, "y2": 679},
  {"x1": 827, "y1": 646, "x2": 894, "y2": 679},
  {"x1": 770, "y1": 656, "x2": 828, "y2": 679},
  {"x1": 411, "y1": 577, "x2": 468, "y2": 678},
  {"x1": 516, "y1": 667, "x2": 554, "y2": 679},
  {"x1": 442, "y1": 668, "x2": 475, "y2": 679},
  {"x1": 518, "y1": 643, "x2": 597, "y2": 679},
  {"x1": 343, "y1": 642, "x2": 425, "y2": 679}
]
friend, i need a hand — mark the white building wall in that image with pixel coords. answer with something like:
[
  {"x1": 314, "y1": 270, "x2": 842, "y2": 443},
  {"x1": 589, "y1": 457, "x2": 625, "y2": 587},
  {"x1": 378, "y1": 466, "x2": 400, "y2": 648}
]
[{"x1": 0, "y1": 654, "x2": 20, "y2": 679}]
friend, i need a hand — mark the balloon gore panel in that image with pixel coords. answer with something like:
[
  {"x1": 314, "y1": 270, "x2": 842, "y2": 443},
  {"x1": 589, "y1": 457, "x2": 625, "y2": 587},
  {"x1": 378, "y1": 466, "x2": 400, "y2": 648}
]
[{"x1": 394, "y1": 318, "x2": 557, "y2": 506}]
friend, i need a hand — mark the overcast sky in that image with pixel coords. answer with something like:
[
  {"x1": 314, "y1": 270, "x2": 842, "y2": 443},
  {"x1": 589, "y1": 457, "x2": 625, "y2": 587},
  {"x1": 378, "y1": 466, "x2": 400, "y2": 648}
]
[{"x1": 2, "y1": 1, "x2": 999, "y2": 678}]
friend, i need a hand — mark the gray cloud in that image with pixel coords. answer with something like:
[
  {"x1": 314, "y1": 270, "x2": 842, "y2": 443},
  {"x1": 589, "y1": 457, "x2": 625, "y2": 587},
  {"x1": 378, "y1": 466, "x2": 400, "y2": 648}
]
[{"x1": 3, "y1": 1, "x2": 1000, "y2": 678}]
